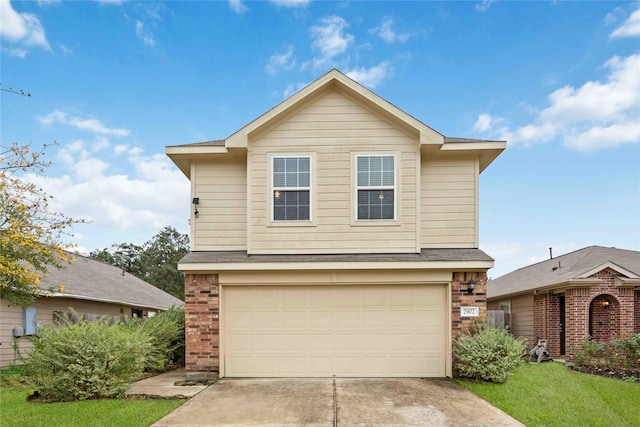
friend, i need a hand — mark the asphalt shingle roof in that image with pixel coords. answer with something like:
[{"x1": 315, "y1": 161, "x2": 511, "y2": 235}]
[
  {"x1": 488, "y1": 246, "x2": 640, "y2": 299},
  {"x1": 180, "y1": 248, "x2": 494, "y2": 264},
  {"x1": 38, "y1": 252, "x2": 184, "y2": 310}
]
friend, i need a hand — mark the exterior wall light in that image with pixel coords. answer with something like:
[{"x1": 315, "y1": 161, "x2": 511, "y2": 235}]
[
  {"x1": 193, "y1": 197, "x2": 199, "y2": 217},
  {"x1": 602, "y1": 300, "x2": 610, "y2": 309},
  {"x1": 465, "y1": 279, "x2": 476, "y2": 295}
]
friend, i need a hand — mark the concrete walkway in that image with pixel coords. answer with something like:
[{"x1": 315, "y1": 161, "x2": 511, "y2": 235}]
[
  {"x1": 152, "y1": 378, "x2": 525, "y2": 426},
  {"x1": 126, "y1": 369, "x2": 208, "y2": 399}
]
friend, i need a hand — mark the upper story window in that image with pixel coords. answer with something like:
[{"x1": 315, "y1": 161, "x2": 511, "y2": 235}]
[
  {"x1": 356, "y1": 155, "x2": 395, "y2": 220},
  {"x1": 273, "y1": 156, "x2": 311, "y2": 221}
]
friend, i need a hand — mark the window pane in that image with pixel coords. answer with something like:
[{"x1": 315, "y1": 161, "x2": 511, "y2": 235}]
[
  {"x1": 299, "y1": 172, "x2": 310, "y2": 187},
  {"x1": 357, "y1": 190, "x2": 394, "y2": 220},
  {"x1": 273, "y1": 190, "x2": 310, "y2": 221},
  {"x1": 383, "y1": 171, "x2": 394, "y2": 186},
  {"x1": 285, "y1": 157, "x2": 297, "y2": 172},
  {"x1": 274, "y1": 158, "x2": 285, "y2": 173},
  {"x1": 298, "y1": 157, "x2": 310, "y2": 172}
]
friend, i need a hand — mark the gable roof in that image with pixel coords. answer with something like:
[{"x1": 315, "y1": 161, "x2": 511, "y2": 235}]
[
  {"x1": 488, "y1": 246, "x2": 640, "y2": 299},
  {"x1": 37, "y1": 252, "x2": 184, "y2": 311},
  {"x1": 166, "y1": 69, "x2": 506, "y2": 177}
]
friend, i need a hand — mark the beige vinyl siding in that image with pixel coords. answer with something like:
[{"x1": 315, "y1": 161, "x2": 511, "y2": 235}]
[
  {"x1": 248, "y1": 89, "x2": 419, "y2": 254},
  {"x1": 1, "y1": 298, "x2": 138, "y2": 368},
  {"x1": 511, "y1": 294, "x2": 534, "y2": 347},
  {"x1": 420, "y1": 154, "x2": 476, "y2": 248},
  {"x1": 0, "y1": 300, "x2": 23, "y2": 368},
  {"x1": 487, "y1": 295, "x2": 534, "y2": 348},
  {"x1": 192, "y1": 156, "x2": 247, "y2": 251}
]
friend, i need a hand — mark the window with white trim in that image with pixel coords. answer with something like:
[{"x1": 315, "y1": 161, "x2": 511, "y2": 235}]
[
  {"x1": 272, "y1": 156, "x2": 311, "y2": 221},
  {"x1": 356, "y1": 155, "x2": 395, "y2": 220}
]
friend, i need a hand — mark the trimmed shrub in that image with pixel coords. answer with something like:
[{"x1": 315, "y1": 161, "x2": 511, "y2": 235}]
[
  {"x1": 24, "y1": 314, "x2": 151, "y2": 401},
  {"x1": 123, "y1": 307, "x2": 185, "y2": 371},
  {"x1": 454, "y1": 325, "x2": 527, "y2": 383},
  {"x1": 575, "y1": 334, "x2": 640, "y2": 372}
]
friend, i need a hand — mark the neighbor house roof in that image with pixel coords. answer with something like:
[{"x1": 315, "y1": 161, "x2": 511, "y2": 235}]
[
  {"x1": 179, "y1": 249, "x2": 495, "y2": 272},
  {"x1": 38, "y1": 252, "x2": 184, "y2": 311},
  {"x1": 488, "y1": 246, "x2": 640, "y2": 299}
]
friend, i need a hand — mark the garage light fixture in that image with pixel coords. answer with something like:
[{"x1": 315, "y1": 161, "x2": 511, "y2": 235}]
[{"x1": 464, "y1": 279, "x2": 476, "y2": 295}]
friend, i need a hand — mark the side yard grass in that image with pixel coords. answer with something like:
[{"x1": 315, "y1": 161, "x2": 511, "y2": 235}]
[
  {"x1": 458, "y1": 362, "x2": 640, "y2": 427},
  {"x1": 1, "y1": 369, "x2": 185, "y2": 427}
]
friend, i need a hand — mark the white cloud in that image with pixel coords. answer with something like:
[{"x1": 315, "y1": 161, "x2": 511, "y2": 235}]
[
  {"x1": 345, "y1": 62, "x2": 393, "y2": 89},
  {"x1": 229, "y1": 0, "x2": 248, "y2": 14},
  {"x1": 475, "y1": 0, "x2": 495, "y2": 13},
  {"x1": 282, "y1": 81, "x2": 309, "y2": 98},
  {"x1": 478, "y1": 53, "x2": 640, "y2": 152},
  {"x1": 0, "y1": 0, "x2": 51, "y2": 54},
  {"x1": 266, "y1": 45, "x2": 296, "y2": 75},
  {"x1": 135, "y1": 20, "x2": 156, "y2": 46},
  {"x1": 370, "y1": 17, "x2": 410, "y2": 43},
  {"x1": 610, "y1": 6, "x2": 640, "y2": 38},
  {"x1": 95, "y1": 0, "x2": 124, "y2": 5},
  {"x1": 38, "y1": 110, "x2": 131, "y2": 137},
  {"x1": 269, "y1": 0, "x2": 310, "y2": 8},
  {"x1": 25, "y1": 143, "x2": 190, "y2": 249},
  {"x1": 473, "y1": 114, "x2": 493, "y2": 133},
  {"x1": 309, "y1": 15, "x2": 354, "y2": 69}
]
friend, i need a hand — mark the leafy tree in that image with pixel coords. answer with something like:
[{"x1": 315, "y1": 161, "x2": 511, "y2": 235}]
[
  {"x1": 1, "y1": 142, "x2": 81, "y2": 307},
  {"x1": 90, "y1": 227, "x2": 189, "y2": 300},
  {"x1": 88, "y1": 243, "x2": 144, "y2": 277},
  {"x1": 139, "y1": 227, "x2": 189, "y2": 299}
]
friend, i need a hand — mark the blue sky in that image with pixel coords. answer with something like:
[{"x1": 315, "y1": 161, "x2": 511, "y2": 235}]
[{"x1": 2, "y1": 0, "x2": 639, "y2": 278}]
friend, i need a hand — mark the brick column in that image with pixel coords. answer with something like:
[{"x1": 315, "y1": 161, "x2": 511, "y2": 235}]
[
  {"x1": 451, "y1": 272, "x2": 488, "y2": 337},
  {"x1": 635, "y1": 290, "x2": 640, "y2": 334},
  {"x1": 533, "y1": 293, "x2": 546, "y2": 343},
  {"x1": 184, "y1": 274, "x2": 219, "y2": 379}
]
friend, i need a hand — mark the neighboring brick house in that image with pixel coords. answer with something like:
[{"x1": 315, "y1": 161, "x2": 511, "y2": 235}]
[
  {"x1": 488, "y1": 246, "x2": 640, "y2": 359},
  {"x1": 1, "y1": 252, "x2": 184, "y2": 368},
  {"x1": 166, "y1": 69, "x2": 505, "y2": 378}
]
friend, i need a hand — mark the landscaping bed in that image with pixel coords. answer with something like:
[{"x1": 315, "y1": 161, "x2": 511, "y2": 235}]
[{"x1": 569, "y1": 364, "x2": 640, "y2": 382}]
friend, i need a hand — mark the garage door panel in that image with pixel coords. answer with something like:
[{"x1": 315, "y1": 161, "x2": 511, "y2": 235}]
[{"x1": 224, "y1": 284, "x2": 446, "y2": 377}]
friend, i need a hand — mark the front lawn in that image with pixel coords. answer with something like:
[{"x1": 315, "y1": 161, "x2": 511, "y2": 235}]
[
  {"x1": 0, "y1": 368, "x2": 185, "y2": 427},
  {"x1": 458, "y1": 362, "x2": 640, "y2": 427}
]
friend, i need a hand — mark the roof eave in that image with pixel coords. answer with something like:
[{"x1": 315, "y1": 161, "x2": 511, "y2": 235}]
[
  {"x1": 179, "y1": 259, "x2": 495, "y2": 273},
  {"x1": 165, "y1": 145, "x2": 230, "y2": 178},
  {"x1": 439, "y1": 140, "x2": 506, "y2": 173},
  {"x1": 49, "y1": 292, "x2": 183, "y2": 311},
  {"x1": 488, "y1": 278, "x2": 603, "y2": 300}
]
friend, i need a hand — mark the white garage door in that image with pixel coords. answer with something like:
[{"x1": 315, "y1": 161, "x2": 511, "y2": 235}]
[{"x1": 223, "y1": 284, "x2": 447, "y2": 377}]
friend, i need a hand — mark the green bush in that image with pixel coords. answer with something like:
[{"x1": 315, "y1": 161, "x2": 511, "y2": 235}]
[
  {"x1": 454, "y1": 325, "x2": 527, "y2": 383},
  {"x1": 575, "y1": 334, "x2": 640, "y2": 371},
  {"x1": 123, "y1": 307, "x2": 185, "y2": 371},
  {"x1": 24, "y1": 315, "x2": 151, "y2": 402}
]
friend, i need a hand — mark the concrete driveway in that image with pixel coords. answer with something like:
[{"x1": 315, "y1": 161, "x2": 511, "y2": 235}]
[{"x1": 153, "y1": 378, "x2": 524, "y2": 427}]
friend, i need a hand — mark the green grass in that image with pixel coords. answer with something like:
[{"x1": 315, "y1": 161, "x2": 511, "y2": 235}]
[
  {"x1": 458, "y1": 362, "x2": 640, "y2": 427},
  {"x1": 0, "y1": 368, "x2": 185, "y2": 427}
]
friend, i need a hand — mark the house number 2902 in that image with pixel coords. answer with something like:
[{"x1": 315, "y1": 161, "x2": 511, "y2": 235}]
[{"x1": 460, "y1": 306, "x2": 479, "y2": 317}]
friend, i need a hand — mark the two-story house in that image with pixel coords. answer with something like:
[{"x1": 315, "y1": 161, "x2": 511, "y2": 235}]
[{"x1": 166, "y1": 70, "x2": 505, "y2": 379}]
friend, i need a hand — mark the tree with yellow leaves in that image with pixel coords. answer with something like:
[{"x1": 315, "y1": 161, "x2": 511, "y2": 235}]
[{"x1": 1, "y1": 142, "x2": 81, "y2": 306}]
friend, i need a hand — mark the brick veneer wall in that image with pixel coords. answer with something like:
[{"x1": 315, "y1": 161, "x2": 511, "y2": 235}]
[
  {"x1": 184, "y1": 274, "x2": 219, "y2": 378},
  {"x1": 184, "y1": 270, "x2": 490, "y2": 377},
  {"x1": 635, "y1": 289, "x2": 640, "y2": 334},
  {"x1": 451, "y1": 272, "x2": 488, "y2": 337},
  {"x1": 532, "y1": 269, "x2": 638, "y2": 360}
]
